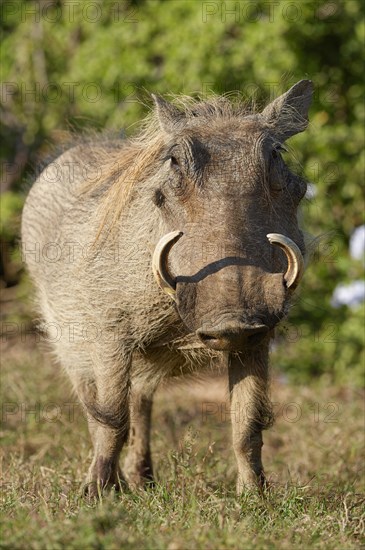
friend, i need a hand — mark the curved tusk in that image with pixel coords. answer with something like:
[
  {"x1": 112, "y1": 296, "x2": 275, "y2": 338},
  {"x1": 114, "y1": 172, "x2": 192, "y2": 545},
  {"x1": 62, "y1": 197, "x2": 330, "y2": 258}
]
[
  {"x1": 152, "y1": 231, "x2": 183, "y2": 299},
  {"x1": 267, "y1": 233, "x2": 305, "y2": 289}
]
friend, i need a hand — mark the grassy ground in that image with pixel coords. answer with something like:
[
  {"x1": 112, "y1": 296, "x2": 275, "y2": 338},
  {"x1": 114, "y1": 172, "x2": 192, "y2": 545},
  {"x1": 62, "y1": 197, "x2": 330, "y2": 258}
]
[{"x1": 1, "y1": 289, "x2": 364, "y2": 549}]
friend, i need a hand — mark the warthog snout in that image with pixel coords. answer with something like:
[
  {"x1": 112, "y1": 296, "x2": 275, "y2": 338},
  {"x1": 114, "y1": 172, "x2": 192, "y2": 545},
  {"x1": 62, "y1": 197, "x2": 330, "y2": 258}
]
[
  {"x1": 152, "y1": 230, "x2": 305, "y2": 350},
  {"x1": 152, "y1": 231, "x2": 305, "y2": 299},
  {"x1": 197, "y1": 321, "x2": 269, "y2": 351}
]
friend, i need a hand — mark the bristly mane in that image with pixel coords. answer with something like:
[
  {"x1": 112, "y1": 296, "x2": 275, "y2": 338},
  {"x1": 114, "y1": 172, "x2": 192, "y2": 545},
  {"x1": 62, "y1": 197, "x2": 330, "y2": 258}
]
[{"x1": 81, "y1": 94, "x2": 254, "y2": 242}]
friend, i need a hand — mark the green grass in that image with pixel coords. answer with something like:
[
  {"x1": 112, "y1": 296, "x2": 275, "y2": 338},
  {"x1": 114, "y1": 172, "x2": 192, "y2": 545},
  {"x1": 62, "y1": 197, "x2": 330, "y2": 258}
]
[{"x1": 1, "y1": 334, "x2": 364, "y2": 549}]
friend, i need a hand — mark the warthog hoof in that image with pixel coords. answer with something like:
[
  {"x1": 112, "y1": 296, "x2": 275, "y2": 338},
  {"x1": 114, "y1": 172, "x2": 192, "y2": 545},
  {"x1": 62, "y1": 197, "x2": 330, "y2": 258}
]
[
  {"x1": 84, "y1": 457, "x2": 127, "y2": 499},
  {"x1": 123, "y1": 455, "x2": 154, "y2": 490}
]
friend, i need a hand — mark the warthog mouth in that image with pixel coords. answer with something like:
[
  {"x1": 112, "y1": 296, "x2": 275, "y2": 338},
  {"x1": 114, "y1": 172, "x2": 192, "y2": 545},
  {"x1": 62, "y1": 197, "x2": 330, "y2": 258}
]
[{"x1": 196, "y1": 321, "x2": 269, "y2": 351}]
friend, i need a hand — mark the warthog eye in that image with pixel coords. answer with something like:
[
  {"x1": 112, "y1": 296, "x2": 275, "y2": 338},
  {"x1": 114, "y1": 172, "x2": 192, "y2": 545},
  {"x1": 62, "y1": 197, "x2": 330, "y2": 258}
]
[
  {"x1": 270, "y1": 144, "x2": 289, "y2": 190},
  {"x1": 272, "y1": 143, "x2": 288, "y2": 159},
  {"x1": 153, "y1": 188, "x2": 165, "y2": 208},
  {"x1": 169, "y1": 156, "x2": 180, "y2": 169}
]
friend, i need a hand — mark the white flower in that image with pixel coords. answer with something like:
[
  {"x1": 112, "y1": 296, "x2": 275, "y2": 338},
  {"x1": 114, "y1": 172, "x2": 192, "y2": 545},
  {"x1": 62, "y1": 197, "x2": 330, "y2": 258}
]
[
  {"x1": 305, "y1": 182, "x2": 317, "y2": 200},
  {"x1": 331, "y1": 280, "x2": 365, "y2": 308},
  {"x1": 349, "y1": 225, "x2": 365, "y2": 262}
]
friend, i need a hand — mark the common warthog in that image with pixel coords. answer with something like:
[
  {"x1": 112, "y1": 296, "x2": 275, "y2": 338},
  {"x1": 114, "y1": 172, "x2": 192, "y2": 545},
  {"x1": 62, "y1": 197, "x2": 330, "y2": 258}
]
[{"x1": 22, "y1": 80, "x2": 313, "y2": 497}]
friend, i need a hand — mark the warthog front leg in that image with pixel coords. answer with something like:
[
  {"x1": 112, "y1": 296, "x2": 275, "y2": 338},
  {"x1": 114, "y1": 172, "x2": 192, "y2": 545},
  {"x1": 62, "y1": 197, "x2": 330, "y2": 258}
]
[
  {"x1": 85, "y1": 420, "x2": 127, "y2": 498},
  {"x1": 228, "y1": 343, "x2": 273, "y2": 493},
  {"x1": 74, "y1": 354, "x2": 131, "y2": 498},
  {"x1": 123, "y1": 390, "x2": 154, "y2": 488}
]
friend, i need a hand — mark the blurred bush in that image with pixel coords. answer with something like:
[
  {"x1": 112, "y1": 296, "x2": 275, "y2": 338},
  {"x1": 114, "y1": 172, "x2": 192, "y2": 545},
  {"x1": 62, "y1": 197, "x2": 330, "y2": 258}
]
[{"x1": 1, "y1": 0, "x2": 364, "y2": 385}]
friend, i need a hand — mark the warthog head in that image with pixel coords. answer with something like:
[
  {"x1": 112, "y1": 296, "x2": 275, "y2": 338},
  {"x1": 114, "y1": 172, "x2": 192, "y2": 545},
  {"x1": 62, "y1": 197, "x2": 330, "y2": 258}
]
[{"x1": 152, "y1": 80, "x2": 313, "y2": 351}]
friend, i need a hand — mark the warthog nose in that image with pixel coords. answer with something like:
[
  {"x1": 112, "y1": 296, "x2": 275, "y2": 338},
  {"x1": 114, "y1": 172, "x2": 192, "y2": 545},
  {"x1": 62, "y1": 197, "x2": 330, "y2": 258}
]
[{"x1": 197, "y1": 322, "x2": 269, "y2": 351}]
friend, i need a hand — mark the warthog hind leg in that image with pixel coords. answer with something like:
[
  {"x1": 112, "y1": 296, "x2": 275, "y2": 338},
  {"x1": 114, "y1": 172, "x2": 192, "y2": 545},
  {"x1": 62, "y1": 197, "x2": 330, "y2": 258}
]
[{"x1": 123, "y1": 390, "x2": 154, "y2": 489}]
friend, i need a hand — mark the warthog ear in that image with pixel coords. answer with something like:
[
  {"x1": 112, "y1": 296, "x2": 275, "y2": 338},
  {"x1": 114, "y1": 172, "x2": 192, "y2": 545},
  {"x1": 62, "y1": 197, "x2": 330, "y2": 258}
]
[
  {"x1": 152, "y1": 94, "x2": 186, "y2": 133},
  {"x1": 261, "y1": 80, "x2": 314, "y2": 141}
]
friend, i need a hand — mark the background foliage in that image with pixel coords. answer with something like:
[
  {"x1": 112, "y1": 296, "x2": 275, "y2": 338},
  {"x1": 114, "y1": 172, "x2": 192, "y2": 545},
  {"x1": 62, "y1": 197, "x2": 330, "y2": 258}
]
[{"x1": 1, "y1": 0, "x2": 364, "y2": 385}]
